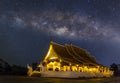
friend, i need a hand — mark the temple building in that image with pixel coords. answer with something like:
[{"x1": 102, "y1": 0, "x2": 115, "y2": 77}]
[{"x1": 27, "y1": 41, "x2": 113, "y2": 78}]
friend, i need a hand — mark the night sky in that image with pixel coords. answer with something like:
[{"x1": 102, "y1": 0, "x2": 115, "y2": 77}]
[{"x1": 0, "y1": 0, "x2": 120, "y2": 66}]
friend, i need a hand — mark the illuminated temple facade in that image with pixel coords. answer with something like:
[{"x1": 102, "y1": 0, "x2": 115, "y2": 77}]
[{"x1": 27, "y1": 41, "x2": 113, "y2": 78}]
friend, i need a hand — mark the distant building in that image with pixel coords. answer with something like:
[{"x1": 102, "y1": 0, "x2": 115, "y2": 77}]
[{"x1": 28, "y1": 41, "x2": 113, "y2": 78}]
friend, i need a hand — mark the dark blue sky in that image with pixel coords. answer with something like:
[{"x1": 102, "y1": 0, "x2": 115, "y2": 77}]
[{"x1": 0, "y1": 0, "x2": 120, "y2": 66}]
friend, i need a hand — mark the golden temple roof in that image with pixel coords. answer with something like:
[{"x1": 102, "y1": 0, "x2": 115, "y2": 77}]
[{"x1": 50, "y1": 41, "x2": 100, "y2": 66}]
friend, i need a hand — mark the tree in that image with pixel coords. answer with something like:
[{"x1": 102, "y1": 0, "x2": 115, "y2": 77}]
[{"x1": 110, "y1": 63, "x2": 118, "y2": 76}]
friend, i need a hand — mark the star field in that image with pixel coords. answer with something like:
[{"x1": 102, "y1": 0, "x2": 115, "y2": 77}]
[{"x1": 0, "y1": 0, "x2": 120, "y2": 66}]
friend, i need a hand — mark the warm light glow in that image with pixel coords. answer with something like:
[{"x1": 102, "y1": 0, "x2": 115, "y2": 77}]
[
  {"x1": 60, "y1": 59, "x2": 62, "y2": 62},
  {"x1": 44, "y1": 45, "x2": 53, "y2": 61},
  {"x1": 27, "y1": 42, "x2": 114, "y2": 78},
  {"x1": 47, "y1": 61, "x2": 61, "y2": 71},
  {"x1": 46, "y1": 45, "x2": 52, "y2": 57},
  {"x1": 50, "y1": 57, "x2": 58, "y2": 60},
  {"x1": 76, "y1": 64, "x2": 79, "y2": 66}
]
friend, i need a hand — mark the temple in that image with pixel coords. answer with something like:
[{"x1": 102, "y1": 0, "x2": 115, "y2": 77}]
[{"x1": 27, "y1": 41, "x2": 113, "y2": 78}]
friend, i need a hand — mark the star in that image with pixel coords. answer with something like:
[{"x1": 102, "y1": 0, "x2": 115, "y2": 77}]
[{"x1": 0, "y1": 0, "x2": 120, "y2": 66}]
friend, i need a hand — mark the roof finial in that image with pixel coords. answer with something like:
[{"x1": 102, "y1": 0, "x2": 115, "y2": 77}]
[{"x1": 50, "y1": 41, "x2": 53, "y2": 44}]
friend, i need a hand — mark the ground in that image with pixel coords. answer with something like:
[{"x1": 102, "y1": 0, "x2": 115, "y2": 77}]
[{"x1": 0, "y1": 75, "x2": 120, "y2": 83}]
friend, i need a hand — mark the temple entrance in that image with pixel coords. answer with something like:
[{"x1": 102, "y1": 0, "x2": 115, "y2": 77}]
[{"x1": 47, "y1": 61, "x2": 60, "y2": 71}]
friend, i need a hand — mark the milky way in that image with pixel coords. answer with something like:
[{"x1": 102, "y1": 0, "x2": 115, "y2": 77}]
[
  {"x1": 0, "y1": 0, "x2": 120, "y2": 66},
  {"x1": 0, "y1": 11, "x2": 119, "y2": 41}
]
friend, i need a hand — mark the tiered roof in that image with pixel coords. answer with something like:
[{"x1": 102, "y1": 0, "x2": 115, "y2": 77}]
[{"x1": 50, "y1": 41, "x2": 100, "y2": 66}]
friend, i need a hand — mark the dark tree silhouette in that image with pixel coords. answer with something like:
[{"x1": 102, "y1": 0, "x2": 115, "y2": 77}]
[
  {"x1": 11, "y1": 65, "x2": 27, "y2": 75},
  {"x1": 110, "y1": 63, "x2": 119, "y2": 76},
  {"x1": 0, "y1": 58, "x2": 27, "y2": 75}
]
